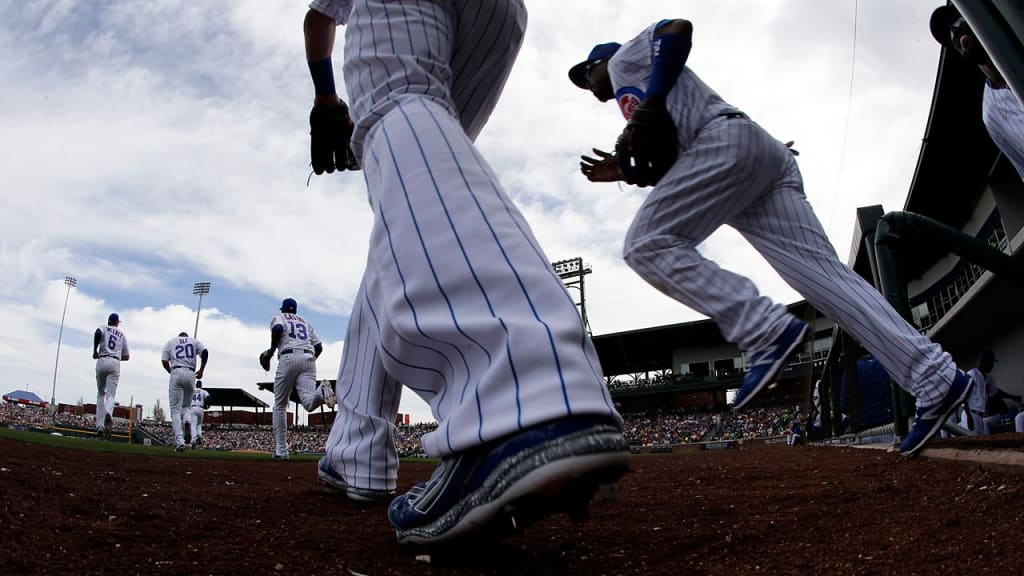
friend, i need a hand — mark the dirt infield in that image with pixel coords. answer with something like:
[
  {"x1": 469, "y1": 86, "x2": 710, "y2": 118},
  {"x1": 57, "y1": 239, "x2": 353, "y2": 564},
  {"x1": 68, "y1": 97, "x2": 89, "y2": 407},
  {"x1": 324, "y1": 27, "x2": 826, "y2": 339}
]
[{"x1": 2, "y1": 434, "x2": 1023, "y2": 576}]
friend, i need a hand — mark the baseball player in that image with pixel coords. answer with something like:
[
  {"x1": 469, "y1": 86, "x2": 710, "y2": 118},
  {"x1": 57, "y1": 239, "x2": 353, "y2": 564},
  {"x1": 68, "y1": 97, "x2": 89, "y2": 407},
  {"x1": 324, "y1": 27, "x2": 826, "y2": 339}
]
[
  {"x1": 304, "y1": 0, "x2": 630, "y2": 545},
  {"x1": 259, "y1": 298, "x2": 335, "y2": 459},
  {"x1": 93, "y1": 313, "x2": 129, "y2": 438},
  {"x1": 930, "y1": 5, "x2": 1024, "y2": 179},
  {"x1": 187, "y1": 380, "x2": 212, "y2": 448},
  {"x1": 569, "y1": 18, "x2": 972, "y2": 458},
  {"x1": 161, "y1": 331, "x2": 209, "y2": 451}
]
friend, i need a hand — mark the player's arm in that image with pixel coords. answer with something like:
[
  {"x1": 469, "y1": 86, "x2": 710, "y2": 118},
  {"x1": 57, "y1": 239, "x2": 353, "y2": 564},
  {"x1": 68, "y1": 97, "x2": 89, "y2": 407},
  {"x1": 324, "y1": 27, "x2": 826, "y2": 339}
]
[
  {"x1": 162, "y1": 359, "x2": 172, "y2": 374},
  {"x1": 267, "y1": 325, "x2": 284, "y2": 356},
  {"x1": 644, "y1": 19, "x2": 693, "y2": 108},
  {"x1": 120, "y1": 339, "x2": 130, "y2": 361},
  {"x1": 305, "y1": 9, "x2": 340, "y2": 108},
  {"x1": 196, "y1": 348, "x2": 209, "y2": 379},
  {"x1": 305, "y1": 8, "x2": 358, "y2": 174},
  {"x1": 313, "y1": 342, "x2": 324, "y2": 359},
  {"x1": 93, "y1": 329, "x2": 102, "y2": 359}
]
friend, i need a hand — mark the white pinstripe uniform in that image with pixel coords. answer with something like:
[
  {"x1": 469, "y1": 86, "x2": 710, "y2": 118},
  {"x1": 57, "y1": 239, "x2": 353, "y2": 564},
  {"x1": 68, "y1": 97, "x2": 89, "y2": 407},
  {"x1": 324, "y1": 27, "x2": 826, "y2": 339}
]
[
  {"x1": 312, "y1": 0, "x2": 620, "y2": 495},
  {"x1": 188, "y1": 387, "x2": 211, "y2": 444},
  {"x1": 965, "y1": 366, "x2": 997, "y2": 435},
  {"x1": 982, "y1": 84, "x2": 1024, "y2": 179},
  {"x1": 610, "y1": 21, "x2": 960, "y2": 410},
  {"x1": 270, "y1": 311, "x2": 328, "y2": 458},
  {"x1": 94, "y1": 325, "x2": 128, "y2": 432},
  {"x1": 161, "y1": 335, "x2": 207, "y2": 447}
]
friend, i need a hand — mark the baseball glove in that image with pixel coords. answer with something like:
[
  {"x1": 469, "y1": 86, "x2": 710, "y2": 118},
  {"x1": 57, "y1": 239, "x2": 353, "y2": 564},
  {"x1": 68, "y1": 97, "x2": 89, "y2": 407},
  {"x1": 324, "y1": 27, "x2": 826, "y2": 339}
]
[
  {"x1": 310, "y1": 100, "x2": 360, "y2": 174},
  {"x1": 615, "y1": 102, "x2": 678, "y2": 187},
  {"x1": 259, "y1": 349, "x2": 273, "y2": 372}
]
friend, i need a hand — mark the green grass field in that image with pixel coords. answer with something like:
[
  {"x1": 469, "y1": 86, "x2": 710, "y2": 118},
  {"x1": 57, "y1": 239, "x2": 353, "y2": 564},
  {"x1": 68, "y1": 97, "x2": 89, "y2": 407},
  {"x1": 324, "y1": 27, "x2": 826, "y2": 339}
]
[
  {"x1": 1, "y1": 425, "x2": 441, "y2": 463},
  {"x1": 0, "y1": 426, "x2": 318, "y2": 461}
]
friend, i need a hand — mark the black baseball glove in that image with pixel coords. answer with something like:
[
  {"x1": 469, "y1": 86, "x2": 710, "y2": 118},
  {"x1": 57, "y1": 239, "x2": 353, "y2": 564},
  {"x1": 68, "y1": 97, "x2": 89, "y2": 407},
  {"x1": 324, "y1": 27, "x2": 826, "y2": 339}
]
[
  {"x1": 310, "y1": 100, "x2": 360, "y2": 174},
  {"x1": 615, "y1": 102, "x2": 678, "y2": 187},
  {"x1": 259, "y1": 349, "x2": 273, "y2": 372}
]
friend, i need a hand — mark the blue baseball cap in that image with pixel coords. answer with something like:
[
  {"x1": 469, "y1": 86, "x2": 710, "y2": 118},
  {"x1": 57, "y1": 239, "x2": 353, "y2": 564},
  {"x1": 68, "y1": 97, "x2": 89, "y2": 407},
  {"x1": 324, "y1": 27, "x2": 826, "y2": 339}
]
[
  {"x1": 107, "y1": 313, "x2": 120, "y2": 325},
  {"x1": 569, "y1": 42, "x2": 621, "y2": 88},
  {"x1": 280, "y1": 298, "x2": 297, "y2": 313}
]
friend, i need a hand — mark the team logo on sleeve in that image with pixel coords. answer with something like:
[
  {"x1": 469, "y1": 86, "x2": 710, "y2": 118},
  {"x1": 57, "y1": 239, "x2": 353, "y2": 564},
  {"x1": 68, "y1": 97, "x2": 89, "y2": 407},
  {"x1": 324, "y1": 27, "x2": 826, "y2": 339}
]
[{"x1": 615, "y1": 86, "x2": 644, "y2": 121}]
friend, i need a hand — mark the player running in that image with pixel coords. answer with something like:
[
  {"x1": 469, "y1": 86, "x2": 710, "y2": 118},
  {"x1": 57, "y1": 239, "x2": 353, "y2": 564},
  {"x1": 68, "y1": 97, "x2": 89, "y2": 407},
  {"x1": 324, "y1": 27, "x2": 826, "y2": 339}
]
[
  {"x1": 303, "y1": 0, "x2": 630, "y2": 546},
  {"x1": 569, "y1": 18, "x2": 972, "y2": 457},
  {"x1": 161, "y1": 331, "x2": 209, "y2": 451},
  {"x1": 93, "y1": 313, "x2": 129, "y2": 439},
  {"x1": 259, "y1": 298, "x2": 335, "y2": 459}
]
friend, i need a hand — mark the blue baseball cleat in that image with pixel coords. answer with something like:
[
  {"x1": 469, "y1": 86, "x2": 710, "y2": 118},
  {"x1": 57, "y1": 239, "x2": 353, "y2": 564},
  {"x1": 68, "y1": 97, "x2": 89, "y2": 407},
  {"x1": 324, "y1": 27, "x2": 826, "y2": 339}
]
[
  {"x1": 900, "y1": 370, "x2": 973, "y2": 457},
  {"x1": 387, "y1": 416, "x2": 631, "y2": 546},
  {"x1": 318, "y1": 456, "x2": 394, "y2": 503},
  {"x1": 732, "y1": 318, "x2": 809, "y2": 411}
]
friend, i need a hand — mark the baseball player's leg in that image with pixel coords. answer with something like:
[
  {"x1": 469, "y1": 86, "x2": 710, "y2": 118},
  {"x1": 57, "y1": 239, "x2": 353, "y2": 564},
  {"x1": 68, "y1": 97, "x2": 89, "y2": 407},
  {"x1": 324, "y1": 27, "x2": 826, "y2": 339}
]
[
  {"x1": 730, "y1": 161, "x2": 957, "y2": 406},
  {"x1": 95, "y1": 365, "x2": 108, "y2": 432},
  {"x1": 169, "y1": 376, "x2": 185, "y2": 447},
  {"x1": 621, "y1": 118, "x2": 793, "y2": 353},
  {"x1": 1016, "y1": 411, "x2": 1024, "y2": 432},
  {"x1": 347, "y1": 0, "x2": 617, "y2": 457},
  {"x1": 194, "y1": 410, "x2": 204, "y2": 442},
  {"x1": 272, "y1": 360, "x2": 294, "y2": 457},
  {"x1": 294, "y1": 355, "x2": 327, "y2": 411},
  {"x1": 448, "y1": 0, "x2": 527, "y2": 141},
  {"x1": 323, "y1": 281, "x2": 403, "y2": 496},
  {"x1": 103, "y1": 366, "x2": 119, "y2": 431}
]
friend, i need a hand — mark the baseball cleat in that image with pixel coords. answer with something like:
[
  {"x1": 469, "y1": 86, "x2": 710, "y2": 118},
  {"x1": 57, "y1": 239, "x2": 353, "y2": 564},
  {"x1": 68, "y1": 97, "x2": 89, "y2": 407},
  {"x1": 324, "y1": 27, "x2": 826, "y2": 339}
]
[
  {"x1": 317, "y1": 456, "x2": 394, "y2": 503},
  {"x1": 175, "y1": 444, "x2": 186, "y2": 452},
  {"x1": 900, "y1": 370, "x2": 973, "y2": 458},
  {"x1": 732, "y1": 318, "x2": 808, "y2": 411},
  {"x1": 387, "y1": 416, "x2": 631, "y2": 546}
]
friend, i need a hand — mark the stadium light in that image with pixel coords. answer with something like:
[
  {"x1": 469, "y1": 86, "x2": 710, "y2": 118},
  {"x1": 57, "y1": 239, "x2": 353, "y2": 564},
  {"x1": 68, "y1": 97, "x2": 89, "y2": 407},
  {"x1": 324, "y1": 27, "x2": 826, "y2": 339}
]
[
  {"x1": 50, "y1": 276, "x2": 77, "y2": 412},
  {"x1": 192, "y1": 281, "x2": 211, "y2": 339}
]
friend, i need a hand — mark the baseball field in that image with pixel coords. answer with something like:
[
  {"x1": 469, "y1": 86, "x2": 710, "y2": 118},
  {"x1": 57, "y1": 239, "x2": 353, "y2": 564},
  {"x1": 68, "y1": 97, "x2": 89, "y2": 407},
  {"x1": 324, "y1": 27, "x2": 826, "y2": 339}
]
[{"x1": 2, "y1": 428, "x2": 1023, "y2": 575}]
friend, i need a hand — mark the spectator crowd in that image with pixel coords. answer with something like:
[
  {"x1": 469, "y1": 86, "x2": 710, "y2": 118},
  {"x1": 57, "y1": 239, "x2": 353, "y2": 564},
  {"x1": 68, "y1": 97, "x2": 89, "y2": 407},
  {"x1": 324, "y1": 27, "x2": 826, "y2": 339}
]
[{"x1": 3, "y1": 400, "x2": 805, "y2": 455}]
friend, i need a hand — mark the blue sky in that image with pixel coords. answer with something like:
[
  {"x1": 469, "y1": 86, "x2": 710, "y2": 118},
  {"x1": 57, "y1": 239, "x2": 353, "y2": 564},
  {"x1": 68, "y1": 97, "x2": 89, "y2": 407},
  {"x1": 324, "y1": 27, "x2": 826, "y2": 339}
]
[{"x1": 0, "y1": 1, "x2": 944, "y2": 423}]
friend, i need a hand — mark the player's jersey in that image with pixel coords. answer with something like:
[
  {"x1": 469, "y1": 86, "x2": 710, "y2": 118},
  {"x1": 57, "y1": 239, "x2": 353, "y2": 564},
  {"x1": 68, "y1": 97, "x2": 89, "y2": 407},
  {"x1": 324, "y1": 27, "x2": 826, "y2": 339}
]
[
  {"x1": 190, "y1": 388, "x2": 211, "y2": 409},
  {"x1": 270, "y1": 313, "x2": 321, "y2": 356},
  {"x1": 96, "y1": 326, "x2": 129, "y2": 359},
  {"x1": 966, "y1": 368, "x2": 995, "y2": 412},
  {"x1": 161, "y1": 336, "x2": 207, "y2": 370},
  {"x1": 310, "y1": 0, "x2": 352, "y2": 24},
  {"x1": 982, "y1": 83, "x2": 1024, "y2": 179},
  {"x1": 607, "y1": 20, "x2": 739, "y2": 148}
]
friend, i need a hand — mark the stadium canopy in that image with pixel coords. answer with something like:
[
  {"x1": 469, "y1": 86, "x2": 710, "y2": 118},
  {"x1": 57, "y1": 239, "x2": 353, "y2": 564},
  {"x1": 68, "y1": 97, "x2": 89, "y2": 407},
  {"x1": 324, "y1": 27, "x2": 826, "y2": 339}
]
[
  {"x1": 3, "y1": 390, "x2": 47, "y2": 407},
  {"x1": 204, "y1": 388, "x2": 269, "y2": 409},
  {"x1": 591, "y1": 301, "x2": 816, "y2": 377}
]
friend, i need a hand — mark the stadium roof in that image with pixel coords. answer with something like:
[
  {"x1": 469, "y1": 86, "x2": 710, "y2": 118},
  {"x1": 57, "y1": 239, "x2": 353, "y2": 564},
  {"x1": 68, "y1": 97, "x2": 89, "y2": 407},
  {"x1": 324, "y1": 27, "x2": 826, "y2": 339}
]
[
  {"x1": 2, "y1": 390, "x2": 47, "y2": 407},
  {"x1": 204, "y1": 388, "x2": 269, "y2": 409},
  {"x1": 591, "y1": 301, "x2": 816, "y2": 377}
]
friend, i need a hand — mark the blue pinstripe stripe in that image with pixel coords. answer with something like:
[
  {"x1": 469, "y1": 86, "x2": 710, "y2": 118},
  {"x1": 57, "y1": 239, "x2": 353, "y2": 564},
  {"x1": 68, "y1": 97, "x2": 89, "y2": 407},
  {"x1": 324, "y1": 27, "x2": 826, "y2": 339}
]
[
  {"x1": 377, "y1": 121, "x2": 488, "y2": 444},
  {"x1": 417, "y1": 99, "x2": 578, "y2": 420}
]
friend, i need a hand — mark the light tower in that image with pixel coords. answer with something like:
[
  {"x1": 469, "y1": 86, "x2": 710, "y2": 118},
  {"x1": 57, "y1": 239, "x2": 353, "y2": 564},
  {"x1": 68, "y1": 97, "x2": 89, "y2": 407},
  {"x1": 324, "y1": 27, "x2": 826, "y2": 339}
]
[
  {"x1": 50, "y1": 276, "x2": 77, "y2": 411},
  {"x1": 552, "y1": 257, "x2": 593, "y2": 335},
  {"x1": 192, "y1": 281, "x2": 211, "y2": 338}
]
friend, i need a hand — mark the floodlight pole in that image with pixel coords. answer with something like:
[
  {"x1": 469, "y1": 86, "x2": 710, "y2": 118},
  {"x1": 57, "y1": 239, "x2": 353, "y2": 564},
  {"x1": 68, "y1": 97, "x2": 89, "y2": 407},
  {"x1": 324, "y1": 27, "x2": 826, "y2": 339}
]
[
  {"x1": 192, "y1": 281, "x2": 211, "y2": 339},
  {"x1": 50, "y1": 276, "x2": 77, "y2": 412}
]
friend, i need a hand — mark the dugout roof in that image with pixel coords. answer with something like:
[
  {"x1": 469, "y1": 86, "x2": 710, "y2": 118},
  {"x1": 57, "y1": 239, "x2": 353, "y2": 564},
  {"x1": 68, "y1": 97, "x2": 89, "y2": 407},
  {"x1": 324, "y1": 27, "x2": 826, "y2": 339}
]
[
  {"x1": 204, "y1": 388, "x2": 269, "y2": 409},
  {"x1": 591, "y1": 301, "x2": 815, "y2": 377}
]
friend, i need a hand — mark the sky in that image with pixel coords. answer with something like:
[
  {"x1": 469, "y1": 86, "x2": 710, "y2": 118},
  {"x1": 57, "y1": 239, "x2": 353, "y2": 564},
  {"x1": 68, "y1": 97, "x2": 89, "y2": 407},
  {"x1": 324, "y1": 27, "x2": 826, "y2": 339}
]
[{"x1": 0, "y1": 0, "x2": 944, "y2": 424}]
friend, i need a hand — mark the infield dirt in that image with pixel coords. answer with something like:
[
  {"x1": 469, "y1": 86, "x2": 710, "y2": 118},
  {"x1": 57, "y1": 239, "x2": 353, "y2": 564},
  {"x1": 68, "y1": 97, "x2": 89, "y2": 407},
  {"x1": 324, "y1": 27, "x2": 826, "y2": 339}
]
[{"x1": 2, "y1": 434, "x2": 1023, "y2": 575}]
